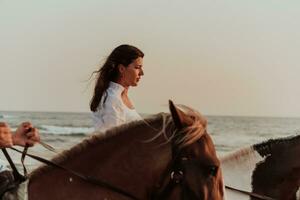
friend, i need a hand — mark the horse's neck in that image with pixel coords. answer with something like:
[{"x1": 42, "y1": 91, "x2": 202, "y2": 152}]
[
  {"x1": 220, "y1": 147, "x2": 264, "y2": 191},
  {"x1": 30, "y1": 116, "x2": 172, "y2": 198},
  {"x1": 82, "y1": 122, "x2": 171, "y2": 190}
]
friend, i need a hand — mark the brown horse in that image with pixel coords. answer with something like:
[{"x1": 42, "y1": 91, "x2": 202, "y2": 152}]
[{"x1": 4, "y1": 101, "x2": 224, "y2": 200}]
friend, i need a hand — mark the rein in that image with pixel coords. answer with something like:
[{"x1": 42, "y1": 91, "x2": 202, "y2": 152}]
[
  {"x1": 1, "y1": 148, "x2": 26, "y2": 183},
  {"x1": 1, "y1": 147, "x2": 275, "y2": 200},
  {"x1": 225, "y1": 185, "x2": 276, "y2": 200},
  {"x1": 3, "y1": 146, "x2": 277, "y2": 200},
  {"x1": 9, "y1": 147, "x2": 140, "y2": 200},
  {"x1": 2, "y1": 129, "x2": 276, "y2": 200}
]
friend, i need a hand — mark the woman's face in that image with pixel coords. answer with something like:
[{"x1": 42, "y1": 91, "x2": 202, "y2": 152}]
[{"x1": 119, "y1": 57, "x2": 144, "y2": 87}]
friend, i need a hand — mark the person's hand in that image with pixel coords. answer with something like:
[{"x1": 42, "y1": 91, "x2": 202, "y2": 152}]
[
  {"x1": 13, "y1": 122, "x2": 40, "y2": 147},
  {"x1": 0, "y1": 122, "x2": 13, "y2": 148}
]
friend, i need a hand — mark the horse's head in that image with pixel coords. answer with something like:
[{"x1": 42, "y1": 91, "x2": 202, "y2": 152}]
[{"x1": 152, "y1": 100, "x2": 224, "y2": 200}]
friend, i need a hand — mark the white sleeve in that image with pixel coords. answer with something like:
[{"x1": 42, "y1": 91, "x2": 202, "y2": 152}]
[{"x1": 92, "y1": 98, "x2": 125, "y2": 133}]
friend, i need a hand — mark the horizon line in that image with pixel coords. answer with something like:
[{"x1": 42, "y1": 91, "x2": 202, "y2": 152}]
[{"x1": 1, "y1": 110, "x2": 300, "y2": 119}]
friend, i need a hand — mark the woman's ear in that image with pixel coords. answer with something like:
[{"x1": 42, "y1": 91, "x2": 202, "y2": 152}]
[{"x1": 117, "y1": 64, "x2": 126, "y2": 74}]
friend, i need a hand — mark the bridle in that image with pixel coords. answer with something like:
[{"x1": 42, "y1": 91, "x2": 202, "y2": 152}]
[
  {"x1": 2, "y1": 132, "x2": 275, "y2": 200},
  {"x1": 4, "y1": 139, "x2": 198, "y2": 200},
  {"x1": 151, "y1": 139, "x2": 200, "y2": 200},
  {"x1": 3, "y1": 145, "x2": 276, "y2": 200},
  {"x1": 150, "y1": 142, "x2": 276, "y2": 200},
  {"x1": 2, "y1": 135, "x2": 199, "y2": 200}
]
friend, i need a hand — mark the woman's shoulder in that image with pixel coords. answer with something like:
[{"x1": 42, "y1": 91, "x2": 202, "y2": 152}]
[
  {"x1": 105, "y1": 92, "x2": 123, "y2": 106},
  {"x1": 93, "y1": 97, "x2": 124, "y2": 116}
]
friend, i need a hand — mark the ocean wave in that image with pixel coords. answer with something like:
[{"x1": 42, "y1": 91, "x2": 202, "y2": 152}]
[
  {"x1": 0, "y1": 114, "x2": 16, "y2": 119},
  {"x1": 39, "y1": 125, "x2": 94, "y2": 135}
]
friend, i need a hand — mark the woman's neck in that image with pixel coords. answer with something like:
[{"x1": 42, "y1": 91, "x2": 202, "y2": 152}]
[
  {"x1": 115, "y1": 80, "x2": 129, "y2": 93},
  {"x1": 122, "y1": 88, "x2": 129, "y2": 96}
]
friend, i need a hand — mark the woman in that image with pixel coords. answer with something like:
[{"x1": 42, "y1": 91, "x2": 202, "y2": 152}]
[{"x1": 90, "y1": 44, "x2": 144, "y2": 133}]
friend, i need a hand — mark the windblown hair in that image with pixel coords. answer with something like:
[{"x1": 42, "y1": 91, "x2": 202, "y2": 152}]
[{"x1": 90, "y1": 44, "x2": 144, "y2": 112}]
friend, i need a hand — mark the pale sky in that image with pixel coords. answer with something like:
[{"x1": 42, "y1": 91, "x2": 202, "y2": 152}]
[{"x1": 1, "y1": 0, "x2": 300, "y2": 117}]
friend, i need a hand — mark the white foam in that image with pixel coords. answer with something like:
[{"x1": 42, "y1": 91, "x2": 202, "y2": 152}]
[
  {"x1": 0, "y1": 114, "x2": 16, "y2": 119},
  {"x1": 40, "y1": 125, "x2": 94, "y2": 135}
]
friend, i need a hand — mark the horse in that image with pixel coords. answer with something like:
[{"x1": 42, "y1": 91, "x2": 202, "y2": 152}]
[
  {"x1": 3, "y1": 100, "x2": 225, "y2": 200},
  {"x1": 221, "y1": 134, "x2": 300, "y2": 200}
]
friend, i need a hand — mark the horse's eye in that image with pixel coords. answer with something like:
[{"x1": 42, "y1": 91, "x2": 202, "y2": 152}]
[{"x1": 208, "y1": 166, "x2": 218, "y2": 177}]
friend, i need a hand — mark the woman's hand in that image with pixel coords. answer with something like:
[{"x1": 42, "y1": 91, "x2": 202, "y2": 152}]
[
  {"x1": 13, "y1": 122, "x2": 40, "y2": 147},
  {"x1": 0, "y1": 122, "x2": 13, "y2": 148}
]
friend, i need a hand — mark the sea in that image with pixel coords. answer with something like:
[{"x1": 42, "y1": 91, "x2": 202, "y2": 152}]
[{"x1": 1, "y1": 111, "x2": 300, "y2": 172}]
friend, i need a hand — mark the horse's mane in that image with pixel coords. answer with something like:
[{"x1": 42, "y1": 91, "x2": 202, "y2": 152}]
[
  {"x1": 253, "y1": 133, "x2": 300, "y2": 157},
  {"x1": 220, "y1": 146, "x2": 254, "y2": 163},
  {"x1": 30, "y1": 106, "x2": 207, "y2": 179},
  {"x1": 220, "y1": 134, "x2": 300, "y2": 163}
]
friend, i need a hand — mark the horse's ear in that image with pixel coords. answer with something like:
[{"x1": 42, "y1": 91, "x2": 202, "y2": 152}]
[{"x1": 169, "y1": 100, "x2": 193, "y2": 129}]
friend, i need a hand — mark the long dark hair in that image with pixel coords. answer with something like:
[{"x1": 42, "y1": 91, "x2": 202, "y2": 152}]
[{"x1": 90, "y1": 44, "x2": 144, "y2": 112}]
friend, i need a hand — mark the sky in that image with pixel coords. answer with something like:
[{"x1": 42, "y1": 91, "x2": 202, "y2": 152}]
[{"x1": 1, "y1": 0, "x2": 300, "y2": 117}]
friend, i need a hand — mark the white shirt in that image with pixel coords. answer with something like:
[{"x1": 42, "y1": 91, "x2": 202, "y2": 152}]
[{"x1": 91, "y1": 82, "x2": 142, "y2": 133}]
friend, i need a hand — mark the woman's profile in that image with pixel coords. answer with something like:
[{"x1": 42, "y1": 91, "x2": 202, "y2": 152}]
[{"x1": 90, "y1": 44, "x2": 144, "y2": 133}]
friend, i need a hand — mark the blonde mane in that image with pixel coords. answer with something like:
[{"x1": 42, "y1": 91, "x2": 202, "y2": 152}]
[
  {"x1": 148, "y1": 105, "x2": 208, "y2": 148},
  {"x1": 176, "y1": 105, "x2": 207, "y2": 147},
  {"x1": 220, "y1": 146, "x2": 254, "y2": 163}
]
